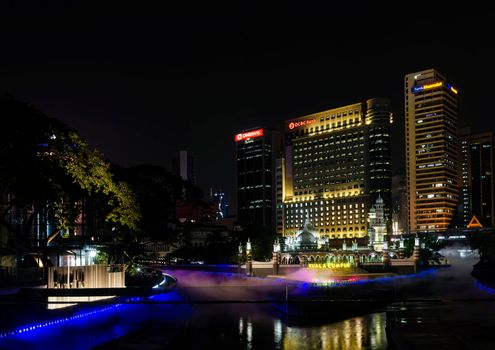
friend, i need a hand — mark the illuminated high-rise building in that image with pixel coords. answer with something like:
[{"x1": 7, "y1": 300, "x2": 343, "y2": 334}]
[
  {"x1": 283, "y1": 98, "x2": 393, "y2": 241},
  {"x1": 405, "y1": 69, "x2": 459, "y2": 233},
  {"x1": 235, "y1": 128, "x2": 282, "y2": 230},
  {"x1": 459, "y1": 131, "x2": 495, "y2": 227}
]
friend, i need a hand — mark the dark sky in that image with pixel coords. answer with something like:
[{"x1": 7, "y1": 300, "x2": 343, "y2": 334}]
[{"x1": 2, "y1": 1, "x2": 493, "y2": 213}]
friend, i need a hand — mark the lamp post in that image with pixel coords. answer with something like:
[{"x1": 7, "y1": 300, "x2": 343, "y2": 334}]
[
  {"x1": 246, "y1": 238, "x2": 252, "y2": 277},
  {"x1": 273, "y1": 238, "x2": 280, "y2": 276},
  {"x1": 238, "y1": 243, "x2": 243, "y2": 275},
  {"x1": 399, "y1": 236, "x2": 405, "y2": 259},
  {"x1": 413, "y1": 235, "x2": 420, "y2": 263}
]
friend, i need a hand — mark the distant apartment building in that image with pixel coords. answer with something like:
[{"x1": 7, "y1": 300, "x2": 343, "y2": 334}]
[{"x1": 173, "y1": 150, "x2": 195, "y2": 184}]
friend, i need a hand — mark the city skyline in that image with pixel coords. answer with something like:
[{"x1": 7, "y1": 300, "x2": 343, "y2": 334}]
[
  {"x1": 2, "y1": 2, "x2": 494, "y2": 214},
  {"x1": 3, "y1": 4, "x2": 495, "y2": 349}
]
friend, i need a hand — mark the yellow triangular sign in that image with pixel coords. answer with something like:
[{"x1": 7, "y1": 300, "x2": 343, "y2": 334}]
[{"x1": 467, "y1": 214, "x2": 483, "y2": 229}]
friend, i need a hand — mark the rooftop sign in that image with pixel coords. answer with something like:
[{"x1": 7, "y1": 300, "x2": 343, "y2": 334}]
[
  {"x1": 235, "y1": 128, "x2": 264, "y2": 142},
  {"x1": 412, "y1": 81, "x2": 458, "y2": 94},
  {"x1": 288, "y1": 118, "x2": 317, "y2": 130}
]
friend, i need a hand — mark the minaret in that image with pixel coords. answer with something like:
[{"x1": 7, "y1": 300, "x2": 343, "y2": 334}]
[{"x1": 368, "y1": 195, "x2": 387, "y2": 251}]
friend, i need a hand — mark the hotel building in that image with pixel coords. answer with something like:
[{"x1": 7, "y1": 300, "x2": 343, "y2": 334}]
[
  {"x1": 235, "y1": 128, "x2": 282, "y2": 230},
  {"x1": 282, "y1": 98, "x2": 393, "y2": 240},
  {"x1": 405, "y1": 69, "x2": 459, "y2": 233}
]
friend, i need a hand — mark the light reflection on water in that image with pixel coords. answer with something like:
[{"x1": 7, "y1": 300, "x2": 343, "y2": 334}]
[
  {"x1": 235, "y1": 312, "x2": 387, "y2": 350},
  {"x1": 282, "y1": 313, "x2": 386, "y2": 350}
]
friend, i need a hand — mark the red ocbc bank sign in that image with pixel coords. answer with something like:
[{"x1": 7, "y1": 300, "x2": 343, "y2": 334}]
[
  {"x1": 288, "y1": 118, "x2": 316, "y2": 130},
  {"x1": 235, "y1": 128, "x2": 264, "y2": 142}
]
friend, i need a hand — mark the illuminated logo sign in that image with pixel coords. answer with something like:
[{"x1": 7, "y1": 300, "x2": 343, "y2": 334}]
[
  {"x1": 411, "y1": 81, "x2": 460, "y2": 95},
  {"x1": 235, "y1": 128, "x2": 264, "y2": 142},
  {"x1": 447, "y1": 84, "x2": 458, "y2": 94},
  {"x1": 423, "y1": 82, "x2": 443, "y2": 90},
  {"x1": 412, "y1": 85, "x2": 423, "y2": 93},
  {"x1": 288, "y1": 118, "x2": 316, "y2": 130}
]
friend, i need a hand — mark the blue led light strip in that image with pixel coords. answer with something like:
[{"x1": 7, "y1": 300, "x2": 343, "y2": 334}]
[{"x1": 0, "y1": 303, "x2": 123, "y2": 339}]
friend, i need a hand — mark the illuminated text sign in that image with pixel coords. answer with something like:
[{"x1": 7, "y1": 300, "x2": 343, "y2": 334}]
[
  {"x1": 412, "y1": 81, "x2": 443, "y2": 93},
  {"x1": 412, "y1": 81, "x2": 458, "y2": 95},
  {"x1": 288, "y1": 118, "x2": 316, "y2": 130},
  {"x1": 235, "y1": 129, "x2": 264, "y2": 142}
]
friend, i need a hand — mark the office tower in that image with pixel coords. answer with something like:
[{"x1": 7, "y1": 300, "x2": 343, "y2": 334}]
[
  {"x1": 391, "y1": 171, "x2": 407, "y2": 235},
  {"x1": 235, "y1": 128, "x2": 282, "y2": 230},
  {"x1": 405, "y1": 69, "x2": 459, "y2": 233},
  {"x1": 275, "y1": 157, "x2": 285, "y2": 235},
  {"x1": 283, "y1": 98, "x2": 393, "y2": 240},
  {"x1": 460, "y1": 131, "x2": 495, "y2": 227},
  {"x1": 173, "y1": 150, "x2": 195, "y2": 184}
]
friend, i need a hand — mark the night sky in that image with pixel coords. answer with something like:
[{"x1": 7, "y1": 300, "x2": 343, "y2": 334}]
[{"x1": 2, "y1": 1, "x2": 493, "y2": 213}]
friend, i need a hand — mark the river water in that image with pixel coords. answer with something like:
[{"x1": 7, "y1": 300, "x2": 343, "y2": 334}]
[{"x1": 1, "y1": 247, "x2": 492, "y2": 350}]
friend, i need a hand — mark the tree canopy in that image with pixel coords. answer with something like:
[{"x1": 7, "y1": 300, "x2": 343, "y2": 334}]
[
  {"x1": 122, "y1": 164, "x2": 204, "y2": 242},
  {"x1": 0, "y1": 95, "x2": 140, "y2": 245}
]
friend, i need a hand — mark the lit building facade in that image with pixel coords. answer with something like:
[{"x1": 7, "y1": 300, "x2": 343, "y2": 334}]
[
  {"x1": 405, "y1": 69, "x2": 459, "y2": 233},
  {"x1": 283, "y1": 98, "x2": 393, "y2": 240},
  {"x1": 391, "y1": 172, "x2": 407, "y2": 235},
  {"x1": 235, "y1": 128, "x2": 282, "y2": 230},
  {"x1": 275, "y1": 157, "x2": 285, "y2": 235},
  {"x1": 459, "y1": 131, "x2": 495, "y2": 227},
  {"x1": 212, "y1": 191, "x2": 229, "y2": 220}
]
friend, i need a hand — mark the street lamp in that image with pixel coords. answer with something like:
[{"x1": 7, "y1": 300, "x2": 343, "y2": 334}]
[
  {"x1": 273, "y1": 238, "x2": 281, "y2": 276},
  {"x1": 399, "y1": 237, "x2": 405, "y2": 259},
  {"x1": 246, "y1": 238, "x2": 252, "y2": 277},
  {"x1": 238, "y1": 243, "x2": 243, "y2": 274}
]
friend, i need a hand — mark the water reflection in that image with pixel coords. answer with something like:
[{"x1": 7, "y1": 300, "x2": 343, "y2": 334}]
[
  {"x1": 283, "y1": 313, "x2": 386, "y2": 350},
  {"x1": 273, "y1": 319, "x2": 282, "y2": 345},
  {"x1": 246, "y1": 318, "x2": 253, "y2": 349},
  {"x1": 235, "y1": 311, "x2": 386, "y2": 350}
]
